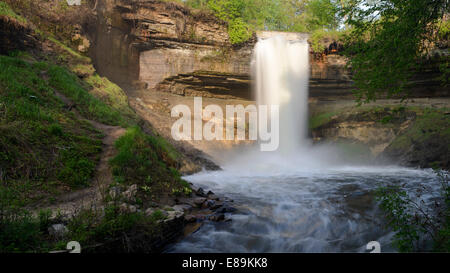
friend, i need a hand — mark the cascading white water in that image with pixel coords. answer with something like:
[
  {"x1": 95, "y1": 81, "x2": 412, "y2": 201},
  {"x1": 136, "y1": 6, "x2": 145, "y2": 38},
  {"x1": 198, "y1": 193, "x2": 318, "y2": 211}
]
[
  {"x1": 253, "y1": 36, "x2": 310, "y2": 154},
  {"x1": 169, "y1": 33, "x2": 442, "y2": 254}
]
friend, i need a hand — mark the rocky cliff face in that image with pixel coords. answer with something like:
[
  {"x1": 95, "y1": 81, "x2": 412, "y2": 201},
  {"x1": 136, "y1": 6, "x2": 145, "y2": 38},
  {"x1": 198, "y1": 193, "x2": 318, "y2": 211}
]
[
  {"x1": 69, "y1": 0, "x2": 450, "y2": 169},
  {"x1": 310, "y1": 54, "x2": 353, "y2": 100},
  {"x1": 89, "y1": 0, "x2": 252, "y2": 91},
  {"x1": 89, "y1": 0, "x2": 355, "y2": 99},
  {"x1": 139, "y1": 43, "x2": 251, "y2": 90},
  {"x1": 155, "y1": 71, "x2": 251, "y2": 100},
  {"x1": 116, "y1": 0, "x2": 253, "y2": 89},
  {"x1": 118, "y1": 0, "x2": 229, "y2": 45},
  {"x1": 310, "y1": 99, "x2": 450, "y2": 169}
]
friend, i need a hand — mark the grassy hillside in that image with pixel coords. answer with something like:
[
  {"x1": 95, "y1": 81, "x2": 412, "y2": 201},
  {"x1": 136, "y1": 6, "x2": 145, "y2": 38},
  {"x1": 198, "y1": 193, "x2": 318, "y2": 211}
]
[
  {"x1": 0, "y1": 54, "x2": 103, "y2": 204},
  {"x1": 0, "y1": 1, "x2": 191, "y2": 253}
]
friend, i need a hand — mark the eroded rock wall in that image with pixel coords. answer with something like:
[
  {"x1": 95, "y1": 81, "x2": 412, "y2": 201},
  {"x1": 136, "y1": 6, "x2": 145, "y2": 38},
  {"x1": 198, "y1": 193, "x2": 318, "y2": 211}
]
[
  {"x1": 310, "y1": 99, "x2": 450, "y2": 169},
  {"x1": 0, "y1": 15, "x2": 38, "y2": 54},
  {"x1": 139, "y1": 43, "x2": 251, "y2": 89},
  {"x1": 89, "y1": 0, "x2": 354, "y2": 98}
]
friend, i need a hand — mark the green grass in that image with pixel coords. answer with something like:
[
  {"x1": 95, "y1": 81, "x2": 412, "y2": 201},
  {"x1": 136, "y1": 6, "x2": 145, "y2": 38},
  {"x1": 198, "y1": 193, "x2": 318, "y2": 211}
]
[
  {"x1": 109, "y1": 126, "x2": 189, "y2": 202},
  {"x1": 46, "y1": 65, "x2": 130, "y2": 127},
  {"x1": 0, "y1": 53, "x2": 188, "y2": 253},
  {"x1": 388, "y1": 107, "x2": 450, "y2": 151},
  {"x1": 43, "y1": 37, "x2": 137, "y2": 127},
  {"x1": 85, "y1": 74, "x2": 137, "y2": 123},
  {"x1": 44, "y1": 32, "x2": 138, "y2": 127},
  {"x1": 0, "y1": 55, "x2": 104, "y2": 205},
  {"x1": 47, "y1": 36, "x2": 90, "y2": 63},
  {"x1": 63, "y1": 202, "x2": 168, "y2": 253},
  {"x1": 309, "y1": 111, "x2": 338, "y2": 129},
  {"x1": 70, "y1": 63, "x2": 96, "y2": 77},
  {"x1": 0, "y1": 1, "x2": 27, "y2": 24},
  {"x1": 309, "y1": 29, "x2": 346, "y2": 53},
  {"x1": 0, "y1": 200, "x2": 167, "y2": 253},
  {"x1": 0, "y1": 4, "x2": 188, "y2": 250},
  {"x1": 0, "y1": 207, "x2": 49, "y2": 253}
]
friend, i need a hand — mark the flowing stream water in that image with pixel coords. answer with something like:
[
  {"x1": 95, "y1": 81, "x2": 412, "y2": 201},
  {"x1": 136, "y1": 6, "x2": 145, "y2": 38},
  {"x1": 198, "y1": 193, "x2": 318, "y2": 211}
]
[{"x1": 168, "y1": 35, "x2": 442, "y2": 253}]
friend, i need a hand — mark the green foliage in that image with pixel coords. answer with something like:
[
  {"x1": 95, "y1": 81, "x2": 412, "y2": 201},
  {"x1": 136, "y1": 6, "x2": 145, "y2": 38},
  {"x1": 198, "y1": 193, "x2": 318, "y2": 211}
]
[
  {"x1": 278, "y1": 0, "x2": 341, "y2": 33},
  {"x1": 0, "y1": 54, "x2": 103, "y2": 204},
  {"x1": 309, "y1": 28, "x2": 345, "y2": 52},
  {"x1": 304, "y1": 0, "x2": 340, "y2": 30},
  {"x1": 85, "y1": 74, "x2": 137, "y2": 124},
  {"x1": 227, "y1": 17, "x2": 252, "y2": 44},
  {"x1": 0, "y1": 1, "x2": 27, "y2": 23},
  {"x1": 376, "y1": 170, "x2": 450, "y2": 252},
  {"x1": 46, "y1": 65, "x2": 129, "y2": 127},
  {"x1": 388, "y1": 107, "x2": 450, "y2": 156},
  {"x1": 438, "y1": 59, "x2": 450, "y2": 87},
  {"x1": 207, "y1": 0, "x2": 251, "y2": 44},
  {"x1": 109, "y1": 127, "x2": 188, "y2": 199},
  {"x1": 0, "y1": 188, "x2": 53, "y2": 253},
  {"x1": 65, "y1": 203, "x2": 169, "y2": 252},
  {"x1": 45, "y1": 35, "x2": 137, "y2": 126},
  {"x1": 183, "y1": 0, "x2": 343, "y2": 44},
  {"x1": 57, "y1": 151, "x2": 96, "y2": 188},
  {"x1": 150, "y1": 209, "x2": 166, "y2": 221},
  {"x1": 376, "y1": 186, "x2": 423, "y2": 252},
  {"x1": 0, "y1": 210, "x2": 43, "y2": 253},
  {"x1": 48, "y1": 123, "x2": 63, "y2": 136},
  {"x1": 184, "y1": 0, "x2": 209, "y2": 9},
  {"x1": 341, "y1": 0, "x2": 449, "y2": 103},
  {"x1": 47, "y1": 36, "x2": 90, "y2": 63},
  {"x1": 437, "y1": 18, "x2": 450, "y2": 41},
  {"x1": 380, "y1": 115, "x2": 392, "y2": 124},
  {"x1": 309, "y1": 110, "x2": 338, "y2": 129}
]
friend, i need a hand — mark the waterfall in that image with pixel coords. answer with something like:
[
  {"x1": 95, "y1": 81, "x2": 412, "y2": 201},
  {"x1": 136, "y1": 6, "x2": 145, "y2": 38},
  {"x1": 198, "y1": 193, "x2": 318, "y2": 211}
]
[{"x1": 252, "y1": 35, "x2": 310, "y2": 154}]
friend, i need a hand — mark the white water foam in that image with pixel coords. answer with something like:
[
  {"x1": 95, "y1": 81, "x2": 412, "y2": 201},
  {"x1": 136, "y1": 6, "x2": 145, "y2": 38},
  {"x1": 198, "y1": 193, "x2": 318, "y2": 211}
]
[{"x1": 168, "y1": 35, "x2": 442, "y2": 253}]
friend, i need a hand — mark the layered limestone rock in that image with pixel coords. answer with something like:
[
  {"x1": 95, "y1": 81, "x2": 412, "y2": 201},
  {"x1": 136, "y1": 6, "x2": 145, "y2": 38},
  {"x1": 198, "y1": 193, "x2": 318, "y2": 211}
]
[
  {"x1": 140, "y1": 28, "x2": 353, "y2": 99},
  {"x1": 90, "y1": 0, "x2": 354, "y2": 98},
  {"x1": 309, "y1": 54, "x2": 353, "y2": 100},
  {"x1": 139, "y1": 44, "x2": 251, "y2": 89},
  {"x1": 118, "y1": 0, "x2": 229, "y2": 45},
  {"x1": 155, "y1": 71, "x2": 251, "y2": 100},
  {"x1": 89, "y1": 0, "x2": 253, "y2": 90},
  {"x1": 86, "y1": 0, "x2": 449, "y2": 169},
  {"x1": 310, "y1": 99, "x2": 450, "y2": 169}
]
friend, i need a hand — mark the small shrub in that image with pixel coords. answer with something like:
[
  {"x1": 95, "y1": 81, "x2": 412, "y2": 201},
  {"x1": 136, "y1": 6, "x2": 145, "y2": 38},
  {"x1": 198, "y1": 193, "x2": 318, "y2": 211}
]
[
  {"x1": 228, "y1": 18, "x2": 251, "y2": 44},
  {"x1": 48, "y1": 123, "x2": 63, "y2": 136},
  {"x1": 380, "y1": 115, "x2": 393, "y2": 124},
  {"x1": 109, "y1": 127, "x2": 190, "y2": 199},
  {"x1": 376, "y1": 170, "x2": 450, "y2": 252},
  {"x1": 58, "y1": 152, "x2": 95, "y2": 187},
  {"x1": 0, "y1": 188, "x2": 46, "y2": 253}
]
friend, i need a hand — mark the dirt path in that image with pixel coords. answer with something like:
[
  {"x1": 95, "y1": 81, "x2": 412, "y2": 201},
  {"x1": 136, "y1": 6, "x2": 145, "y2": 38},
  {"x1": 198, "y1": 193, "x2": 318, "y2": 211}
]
[{"x1": 31, "y1": 92, "x2": 126, "y2": 218}]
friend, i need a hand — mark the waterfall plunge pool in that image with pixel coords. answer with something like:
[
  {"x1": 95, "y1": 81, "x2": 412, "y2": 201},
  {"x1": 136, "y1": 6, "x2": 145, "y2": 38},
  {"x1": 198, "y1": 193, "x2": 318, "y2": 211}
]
[
  {"x1": 167, "y1": 166, "x2": 441, "y2": 253},
  {"x1": 167, "y1": 35, "x2": 442, "y2": 253}
]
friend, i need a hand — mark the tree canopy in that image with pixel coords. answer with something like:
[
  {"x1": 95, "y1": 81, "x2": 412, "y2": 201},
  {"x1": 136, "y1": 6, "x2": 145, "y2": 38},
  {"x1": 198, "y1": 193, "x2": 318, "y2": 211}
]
[
  {"x1": 182, "y1": 0, "x2": 449, "y2": 103},
  {"x1": 341, "y1": 0, "x2": 449, "y2": 103},
  {"x1": 183, "y1": 0, "x2": 343, "y2": 44}
]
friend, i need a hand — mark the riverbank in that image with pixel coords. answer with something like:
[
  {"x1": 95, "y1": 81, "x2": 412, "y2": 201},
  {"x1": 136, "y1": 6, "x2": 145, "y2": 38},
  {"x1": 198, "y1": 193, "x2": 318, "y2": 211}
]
[{"x1": 0, "y1": 1, "x2": 227, "y2": 252}]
